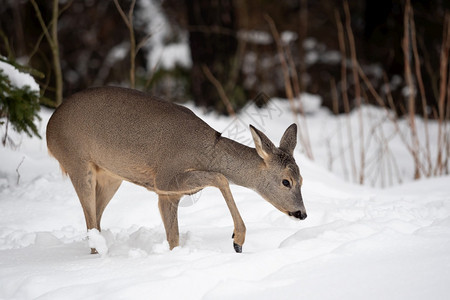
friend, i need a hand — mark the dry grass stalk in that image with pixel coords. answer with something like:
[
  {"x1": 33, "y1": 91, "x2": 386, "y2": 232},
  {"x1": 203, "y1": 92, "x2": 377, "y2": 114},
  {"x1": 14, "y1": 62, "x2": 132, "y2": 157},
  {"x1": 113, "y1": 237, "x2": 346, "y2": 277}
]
[
  {"x1": 330, "y1": 79, "x2": 350, "y2": 181},
  {"x1": 357, "y1": 1, "x2": 450, "y2": 181},
  {"x1": 114, "y1": 0, "x2": 136, "y2": 88},
  {"x1": 298, "y1": 0, "x2": 308, "y2": 93},
  {"x1": 436, "y1": 13, "x2": 450, "y2": 175},
  {"x1": 402, "y1": 0, "x2": 422, "y2": 179},
  {"x1": 334, "y1": 0, "x2": 450, "y2": 186},
  {"x1": 202, "y1": 65, "x2": 236, "y2": 116},
  {"x1": 357, "y1": 62, "x2": 427, "y2": 176},
  {"x1": 343, "y1": 1, "x2": 365, "y2": 184},
  {"x1": 409, "y1": 3, "x2": 432, "y2": 175},
  {"x1": 114, "y1": 0, "x2": 151, "y2": 89},
  {"x1": 335, "y1": 9, "x2": 357, "y2": 183},
  {"x1": 264, "y1": 15, "x2": 294, "y2": 108},
  {"x1": 30, "y1": 0, "x2": 65, "y2": 106},
  {"x1": 283, "y1": 28, "x2": 314, "y2": 159},
  {"x1": 265, "y1": 14, "x2": 314, "y2": 160}
]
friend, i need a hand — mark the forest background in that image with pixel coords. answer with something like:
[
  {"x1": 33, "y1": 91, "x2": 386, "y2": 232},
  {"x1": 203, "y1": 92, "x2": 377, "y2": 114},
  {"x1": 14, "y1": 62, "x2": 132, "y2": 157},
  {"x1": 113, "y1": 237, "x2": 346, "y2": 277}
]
[{"x1": 1, "y1": 0, "x2": 449, "y2": 185}]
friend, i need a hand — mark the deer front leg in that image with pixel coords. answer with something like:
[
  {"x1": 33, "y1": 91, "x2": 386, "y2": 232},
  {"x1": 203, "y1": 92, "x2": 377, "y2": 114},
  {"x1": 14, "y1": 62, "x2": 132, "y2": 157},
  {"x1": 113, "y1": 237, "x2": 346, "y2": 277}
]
[
  {"x1": 217, "y1": 179, "x2": 246, "y2": 253},
  {"x1": 161, "y1": 171, "x2": 246, "y2": 253},
  {"x1": 158, "y1": 194, "x2": 181, "y2": 250}
]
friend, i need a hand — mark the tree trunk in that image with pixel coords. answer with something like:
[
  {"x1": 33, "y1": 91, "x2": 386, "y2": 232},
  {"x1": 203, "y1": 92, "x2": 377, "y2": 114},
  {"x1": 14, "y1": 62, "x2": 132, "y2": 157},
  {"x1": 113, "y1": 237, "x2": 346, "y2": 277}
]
[{"x1": 185, "y1": 0, "x2": 238, "y2": 111}]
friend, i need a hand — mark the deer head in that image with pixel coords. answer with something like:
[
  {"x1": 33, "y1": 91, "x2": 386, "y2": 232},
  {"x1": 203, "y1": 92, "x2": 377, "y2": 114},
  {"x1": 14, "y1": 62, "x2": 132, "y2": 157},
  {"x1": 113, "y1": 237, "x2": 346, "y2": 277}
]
[{"x1": 250, "y1": 123, "x2": 307, "y2": 220}]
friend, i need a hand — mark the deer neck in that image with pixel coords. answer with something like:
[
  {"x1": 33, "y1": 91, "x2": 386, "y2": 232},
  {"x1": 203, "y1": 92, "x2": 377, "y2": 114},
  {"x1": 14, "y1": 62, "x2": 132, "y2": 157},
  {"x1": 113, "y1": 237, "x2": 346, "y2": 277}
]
[{"x1": 205, "y1": 135, "x2": 263, "y2": 189}]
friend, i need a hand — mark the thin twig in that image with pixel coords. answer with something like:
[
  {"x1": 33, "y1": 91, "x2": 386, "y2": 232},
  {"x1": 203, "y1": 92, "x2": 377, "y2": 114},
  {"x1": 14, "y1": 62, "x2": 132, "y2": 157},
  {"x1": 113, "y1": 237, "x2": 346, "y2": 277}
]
[
  {"x1": 344, "y1": 1, "x2": 365, "y2": 184},
  {"x1": 403, "y1": 0, "x2": 421, "y2": 179},
  {"x1": 16, "y1": 157, "x2": 25, "y2": 185},
  {"x1": 409, "y1": 4, "x2": 431, "y2": 175},
  {"x1": 136, "y1": 34, "x2": 152, "y2": 55},
  {"x1": 358, "y1": 63, "x2": 427, "y2": 176},
  {"x1": 331, "y1": 78, "x2": 349, "y2": 181},
  {"x1": 27, "y1": 0, "x2": 74, "y2": 66},
  {"x1": 265, "y1": 14, "x2": 314, "y2": 159},
  {"x1": 202, "y1": 65, "x2": 235, "y2": 116},
  {"x1": 114, "y1": 0, "x2": 137, "y2": 88},
  {"x1": 113, "y1": 0, "x2": 132, "y2": 29},
  {"x1": 30, "y1": 0, "x2": 63, "y2": 106},
  {"x1": 436, "y1": 13, "x2": 450, "y2": 175},
  {"x1": 335, "y1": 9, "x2": 357, "y2": 182},
  {"x1": 283, "y1": 27, "x2": 313, "y2": 159},
  {"x1": 264, "y1": 15, "x2": 294, "y2": 107},
  {"x1": 30, "y1": 0, "x2": 54, "y2": 48}
]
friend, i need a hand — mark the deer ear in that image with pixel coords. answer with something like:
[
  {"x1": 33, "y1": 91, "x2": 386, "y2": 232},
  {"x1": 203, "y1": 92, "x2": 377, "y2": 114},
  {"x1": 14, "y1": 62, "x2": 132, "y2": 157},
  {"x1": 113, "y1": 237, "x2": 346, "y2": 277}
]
[
  {"x1": 279, "y1": 123, "x2": 297, "y2": 155},
  {"x1": 250, "y1": 125, "x2": 275, "y2": 160}
]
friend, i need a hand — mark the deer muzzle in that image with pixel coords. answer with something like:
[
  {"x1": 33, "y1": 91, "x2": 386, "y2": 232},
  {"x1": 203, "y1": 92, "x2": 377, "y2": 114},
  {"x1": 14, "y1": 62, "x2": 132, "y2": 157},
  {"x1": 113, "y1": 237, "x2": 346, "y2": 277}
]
[{"x1": 288, "y1": 210, "x2": 307, "y2": 220}]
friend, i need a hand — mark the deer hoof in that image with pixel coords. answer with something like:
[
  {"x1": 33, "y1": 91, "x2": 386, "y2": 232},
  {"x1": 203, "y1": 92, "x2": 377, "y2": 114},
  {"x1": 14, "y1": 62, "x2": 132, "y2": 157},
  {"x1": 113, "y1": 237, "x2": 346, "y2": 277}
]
[
  {"x1": 90, "y1": 248, "x2": 98, "y2": 254},
  {"x1": 233, "y1": 242, "x2": 242, "y2": 253}
]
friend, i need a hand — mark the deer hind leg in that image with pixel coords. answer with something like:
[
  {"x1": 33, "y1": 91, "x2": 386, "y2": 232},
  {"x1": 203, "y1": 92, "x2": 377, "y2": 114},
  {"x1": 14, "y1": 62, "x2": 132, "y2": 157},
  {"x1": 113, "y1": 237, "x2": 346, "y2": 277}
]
[
  {"x1": 158, "y1": 194, "x2": 181, "y2": 250},
  {"x1": 95, "y1": 168, "x2": 122, "y2": 231},
  {"x1": 66, "y1": 162, "x2": 98, "y2": 254},
  {"x1": 160, "y1": 171, "x2": 246, "y2": 253}
]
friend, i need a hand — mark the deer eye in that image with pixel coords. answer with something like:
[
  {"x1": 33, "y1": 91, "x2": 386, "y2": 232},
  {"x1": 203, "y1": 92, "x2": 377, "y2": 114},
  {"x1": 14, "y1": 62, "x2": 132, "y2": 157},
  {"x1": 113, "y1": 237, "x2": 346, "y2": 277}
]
[{"x1": 282, "y1": 179, "x2": 291, "y2": 188}]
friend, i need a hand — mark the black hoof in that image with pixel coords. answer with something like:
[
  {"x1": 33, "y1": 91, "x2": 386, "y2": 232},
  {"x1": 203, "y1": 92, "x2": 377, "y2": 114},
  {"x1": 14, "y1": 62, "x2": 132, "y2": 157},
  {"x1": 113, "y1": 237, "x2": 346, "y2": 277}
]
[{"x1": 233, "y1": 242, "x2": 242, "y2": 253}]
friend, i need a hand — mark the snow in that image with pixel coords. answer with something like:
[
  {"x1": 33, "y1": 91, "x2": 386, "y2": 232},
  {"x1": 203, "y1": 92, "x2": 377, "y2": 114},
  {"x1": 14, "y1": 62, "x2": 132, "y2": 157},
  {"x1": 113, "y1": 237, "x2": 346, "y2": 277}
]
[
  {"x1": 238, "y1": 30, "x2": 273, "y2": 45},
  {"x1": 0, "y1": 60, "x2": 40, "y2": 93},
  {"x1": 157, "y1": 43, "x2": 192, "y2": 70},
  {"x1": 303, "y1": 38, "x2": 317, "y2": 50},
  {"x1": 294, "y1": 93, "x2": 322, "y2": 114},
  {"x1": 302, "y1": 38, "x2": 342, "y2": 66},
  {"x1": 87, "y1": 229, "x2": 108, "y2": 257},
  {"x1": 0, "y1": 101, "x2": 450, "y2": 299},
  {"x1": 281, "y1": 31, "x2": 298, "y2": 44},
  {"x1": 137, "y1": 0, "x2": 192, "y2": 71}
]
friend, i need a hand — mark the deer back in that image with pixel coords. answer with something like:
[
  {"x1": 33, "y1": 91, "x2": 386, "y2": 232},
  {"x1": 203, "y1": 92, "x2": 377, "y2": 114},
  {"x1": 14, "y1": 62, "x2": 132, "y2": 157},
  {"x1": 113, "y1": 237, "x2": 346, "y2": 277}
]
[{"x1": 46, "y1": 87, "x2": 219, "y2": 188}]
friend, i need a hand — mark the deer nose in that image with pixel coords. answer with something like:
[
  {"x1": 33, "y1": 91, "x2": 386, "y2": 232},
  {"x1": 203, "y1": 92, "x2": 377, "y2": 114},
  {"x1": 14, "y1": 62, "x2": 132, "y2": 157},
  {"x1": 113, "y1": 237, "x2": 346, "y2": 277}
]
[{"x1": 289, "y1": 210, "x2": 307, "y2": 220}]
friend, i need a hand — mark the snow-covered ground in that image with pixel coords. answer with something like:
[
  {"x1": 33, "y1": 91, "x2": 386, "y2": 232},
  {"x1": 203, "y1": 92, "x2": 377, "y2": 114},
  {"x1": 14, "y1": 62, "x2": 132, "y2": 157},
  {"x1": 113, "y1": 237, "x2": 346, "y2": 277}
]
[{"x1": 1, "y1": 101, "x2": 450, "y2": 300}]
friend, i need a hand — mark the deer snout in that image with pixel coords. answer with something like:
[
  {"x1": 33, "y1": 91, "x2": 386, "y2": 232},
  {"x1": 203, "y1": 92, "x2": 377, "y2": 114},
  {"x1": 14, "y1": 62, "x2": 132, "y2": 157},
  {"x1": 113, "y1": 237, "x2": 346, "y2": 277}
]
[{"x1": 288, "y1": 210, "x2": 307, "y2": 220}]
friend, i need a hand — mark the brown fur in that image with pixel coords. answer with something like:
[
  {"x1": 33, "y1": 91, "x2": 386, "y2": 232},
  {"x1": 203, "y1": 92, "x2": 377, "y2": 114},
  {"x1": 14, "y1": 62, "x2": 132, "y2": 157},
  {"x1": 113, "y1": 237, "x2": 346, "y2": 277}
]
[
  {"x1": 46, "y1": 86, "x2": 306, "y2": 253},
  {"x1": 48, "y1": 149, "x2": 68, "y2": 176}
]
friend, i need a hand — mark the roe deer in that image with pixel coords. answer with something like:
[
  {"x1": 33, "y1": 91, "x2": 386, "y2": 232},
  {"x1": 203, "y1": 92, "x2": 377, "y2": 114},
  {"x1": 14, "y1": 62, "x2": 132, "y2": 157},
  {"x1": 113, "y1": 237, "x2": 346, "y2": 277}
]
[{"x1": 46, "y1": 86, "x2": 307, "y2": 254}]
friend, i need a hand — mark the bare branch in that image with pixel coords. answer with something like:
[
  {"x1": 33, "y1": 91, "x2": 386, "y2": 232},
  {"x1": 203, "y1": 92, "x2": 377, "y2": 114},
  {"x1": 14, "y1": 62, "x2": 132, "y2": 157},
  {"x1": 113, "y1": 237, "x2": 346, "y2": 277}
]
[
  {"x1": 409, "y1": 4, "x2": 431, "y2": 175},
  {"x1": 113, "y1": 0, "x2": 132, "y2": 29},
  {"x1": 202, "y1": 65, "x2": 235, "y2": 116},
  {"x1": 30, "y1": 0, "x2": 54, "y2": 48},
  {"x1": 113, "y1": 0, "x2": 137, "y2": 88},
  {"x1": 265, "y1": 14, "x2": 314, "y2": 160},
  {"x1": 343, "y1": 0, "x2": 365, "y2": 184},
  {"x1": 136, "y1": 34, "x2": 152, "y2": 56},
  {"x1": 335, "y1": 9, "x2": 357, "y2": 182},
  {"x1": 16, "y1": 156, "x2": 25, "y2": 185}
]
